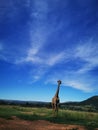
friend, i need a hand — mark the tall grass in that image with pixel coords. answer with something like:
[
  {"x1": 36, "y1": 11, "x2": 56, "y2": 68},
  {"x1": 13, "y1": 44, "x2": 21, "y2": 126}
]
[
  {"x1": 51, "y1": 110, "x2": 98, "y2": 129},
  {"x1": 0, "y1": 105, "x2": 98, "y2": 129}
]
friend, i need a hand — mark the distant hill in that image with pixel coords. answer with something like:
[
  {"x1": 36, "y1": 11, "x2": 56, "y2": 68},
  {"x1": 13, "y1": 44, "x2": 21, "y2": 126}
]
[
  {"x1": 61, "y1": 95, "x2": 98, "y2": 106},
  {"x1": 0, "y1": 99, "x2": 51, "y2": 108},
  {"x1": 79, "y1": 95, "x2": 98, "y2": 107},
  {"x1": 60, "y1": 95, "x2": 98, "y2": 112},
  {"x1": 0, "y1": 95, "x2": 98, "y2": 111}
]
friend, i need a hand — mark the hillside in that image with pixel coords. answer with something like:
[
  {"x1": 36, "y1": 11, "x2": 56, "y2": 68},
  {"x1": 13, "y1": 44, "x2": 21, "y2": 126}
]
[
  {"x1": 61, "y1": 95, "x2": 98, "y2": 112},
  {"x1": 80, "y1": 95, "x2": 98, "y2": 107}
]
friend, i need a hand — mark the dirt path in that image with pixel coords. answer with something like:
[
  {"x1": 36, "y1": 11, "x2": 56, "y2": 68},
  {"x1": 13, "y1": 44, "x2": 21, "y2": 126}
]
[{"x1": 0, "y1": 117, "x2": 97, "y2": 130}]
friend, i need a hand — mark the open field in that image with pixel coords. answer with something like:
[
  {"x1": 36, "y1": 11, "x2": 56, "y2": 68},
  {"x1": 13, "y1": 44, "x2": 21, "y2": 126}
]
[{"x1": 0, "y1": 105, "x2": 98, "y2": 130}]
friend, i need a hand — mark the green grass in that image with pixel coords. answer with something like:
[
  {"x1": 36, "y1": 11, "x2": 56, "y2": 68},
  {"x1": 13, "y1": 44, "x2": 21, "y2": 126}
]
[
  {"x1": 0, "y1": 105, "x2": 21, "y2": 119},
  {"x1": 0, "y1": 105, "x2": 98, "y2": 129}
]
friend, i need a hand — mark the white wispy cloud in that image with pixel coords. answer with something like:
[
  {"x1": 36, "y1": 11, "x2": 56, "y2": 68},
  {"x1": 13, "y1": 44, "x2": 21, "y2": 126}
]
[
  {"x1": 46, "y1": 51, "x2": 65, "y2": 66},
  {"x1": 74, "y1": 40, "x2": 98, "y2": 73},
  {"x1": 63, "y1": 80, "x2": 93, "y2": 92},
  {"x1": 18, "y1": 38, "x2": 98, "y2": 87},
  {"x1": 44, "y1": 38, "x2": 98, "y2": 92},
  {"x1": 45, "y1": 70, "x2": 96, "y2": 93},
  {"x1": 21, "y1": 46, "x2": 65, "y2": 66},
  {"x1": 16, "y1": 0, "x2": 67, "y2": 66}
]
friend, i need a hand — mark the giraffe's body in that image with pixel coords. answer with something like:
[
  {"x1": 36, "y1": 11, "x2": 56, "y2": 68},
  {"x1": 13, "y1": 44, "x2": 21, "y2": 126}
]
[{"x1": 52, "y1": 80, "x2": 61, "y2": 112}]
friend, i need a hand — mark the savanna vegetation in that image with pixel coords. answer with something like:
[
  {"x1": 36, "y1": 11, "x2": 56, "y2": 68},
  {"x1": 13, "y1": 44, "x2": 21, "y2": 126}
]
[{"x1": 0, "y1": 105, "x2": 98, "y2": 129}]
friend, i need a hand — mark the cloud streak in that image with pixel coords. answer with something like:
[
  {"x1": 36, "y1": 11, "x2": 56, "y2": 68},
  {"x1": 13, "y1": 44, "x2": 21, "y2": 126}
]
[
  {"x1": 74, "y1": 39, "x2": 98, "y2": 73},
  {"x1": 45, "y1": 69, "x2": 97, "y2": 93},
  {"x1": 63, "y1": 80, "x2": 93, "y2": 92},
  {"x1": 44, "y1": 39, "x2": 98, "y2": 92}
]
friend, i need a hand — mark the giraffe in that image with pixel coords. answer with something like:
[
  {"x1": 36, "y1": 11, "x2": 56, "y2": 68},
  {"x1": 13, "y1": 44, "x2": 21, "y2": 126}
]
[{"x1": 52, "y1": 80, "x2": 62, "y2": 113}]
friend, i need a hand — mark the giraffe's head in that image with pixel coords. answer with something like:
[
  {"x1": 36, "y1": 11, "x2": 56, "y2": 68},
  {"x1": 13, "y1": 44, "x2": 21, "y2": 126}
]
[{"x1": 57, "y1": 80, "x2": 62, "y2": 85}]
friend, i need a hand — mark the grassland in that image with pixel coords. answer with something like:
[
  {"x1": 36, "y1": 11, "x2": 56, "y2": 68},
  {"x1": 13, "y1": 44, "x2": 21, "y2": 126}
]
[{"x1": 0, "y1": 105, "x2": 98, "y2": 129}]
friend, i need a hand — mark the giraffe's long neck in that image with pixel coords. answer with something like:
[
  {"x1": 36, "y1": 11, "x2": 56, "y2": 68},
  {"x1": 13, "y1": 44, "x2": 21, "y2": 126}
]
[{"x1": 54, "y1": 84, "x2": 60, "y2": 97}]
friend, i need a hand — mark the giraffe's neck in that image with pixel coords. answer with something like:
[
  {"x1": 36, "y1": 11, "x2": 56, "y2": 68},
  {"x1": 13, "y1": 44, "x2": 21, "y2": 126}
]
[{"x1": 54, "y1": 84, "x2": 60, "y2": 97}]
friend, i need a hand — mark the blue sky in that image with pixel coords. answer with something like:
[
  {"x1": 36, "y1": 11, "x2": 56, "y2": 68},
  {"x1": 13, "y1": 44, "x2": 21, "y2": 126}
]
[{"x1": 0, "y1": 0, "x2": 98, "y2": 102}]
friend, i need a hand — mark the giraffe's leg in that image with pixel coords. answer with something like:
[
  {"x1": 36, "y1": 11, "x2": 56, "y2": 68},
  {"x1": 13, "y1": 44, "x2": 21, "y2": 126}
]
[
  {"x1": 52, "y1": 103, "x2": 53, "y2": 109},
  {"x1": 57, "y1": 104, "x2": 59, "y2": 113},
  {"x1": 52, "y1": 103, "x2": 55, "y2": 115},
  {"x1": 55, "y1": 103, "x2": 57, "y2": 111},
  {"x1": 54, "y1": 103, "x2": 59, "y2": 115},
  {"x1": 52, "y1": 103, "x2": 56, "y2": 116},
  {"x1": 53, "y1": 104, "x2": 56, "y2": 116},
  {"x1": 52, "y1": 103, "x2": 55, "y2": 111}
]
